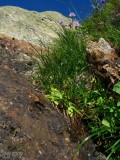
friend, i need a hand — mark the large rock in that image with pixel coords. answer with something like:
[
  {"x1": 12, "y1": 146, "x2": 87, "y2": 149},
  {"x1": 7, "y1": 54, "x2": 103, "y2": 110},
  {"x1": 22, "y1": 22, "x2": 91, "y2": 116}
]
[
  {"x1": 86, "y1": 38, "x2": 117, "y2": 63},
  {"x1": 86, "y1": 38, "x2": 120, "y2": 84},
  {"x1": 0, "y1": 6, "x2": 69, "y2": 46}
]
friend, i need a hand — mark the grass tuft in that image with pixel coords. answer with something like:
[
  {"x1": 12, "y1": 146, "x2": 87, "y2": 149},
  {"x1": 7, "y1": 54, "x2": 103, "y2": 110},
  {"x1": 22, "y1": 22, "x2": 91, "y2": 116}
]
[{"x1": 34, "y1": 0, "x2": 120, "y2": 159}]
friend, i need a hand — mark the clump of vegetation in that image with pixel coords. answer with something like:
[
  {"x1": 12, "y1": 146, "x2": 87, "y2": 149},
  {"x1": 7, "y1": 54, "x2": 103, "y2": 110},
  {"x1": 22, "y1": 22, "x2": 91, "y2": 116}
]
[
  {"x1": 34, "y1": 0, "x2": 120, "y2": 159},
  {"x1": 82, "y1": 0, "x2": 120, "y2": 50}
]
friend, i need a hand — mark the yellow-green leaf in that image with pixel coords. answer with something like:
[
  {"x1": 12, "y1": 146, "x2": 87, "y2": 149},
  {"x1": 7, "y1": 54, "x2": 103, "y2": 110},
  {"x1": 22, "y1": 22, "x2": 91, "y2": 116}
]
[
  {"x1": 117, "y1": 101, "x2": 120, "y2": 106},
  {"x1": 102, "y1": 118, "x2": 110, "y2": 128}
]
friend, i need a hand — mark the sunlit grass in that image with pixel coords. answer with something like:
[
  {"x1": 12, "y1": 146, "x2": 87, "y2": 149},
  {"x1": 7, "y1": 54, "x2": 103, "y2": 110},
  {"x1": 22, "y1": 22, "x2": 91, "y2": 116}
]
[{"x1": 34, "y1": 0, "x2": 120, "y2": 159}]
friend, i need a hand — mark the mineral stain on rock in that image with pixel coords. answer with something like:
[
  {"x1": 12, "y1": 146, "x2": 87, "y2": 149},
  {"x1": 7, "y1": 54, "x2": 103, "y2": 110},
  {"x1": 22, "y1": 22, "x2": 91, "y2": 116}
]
[{"x1": 0, "y1": 20, "x2": 105, "y2": 160}]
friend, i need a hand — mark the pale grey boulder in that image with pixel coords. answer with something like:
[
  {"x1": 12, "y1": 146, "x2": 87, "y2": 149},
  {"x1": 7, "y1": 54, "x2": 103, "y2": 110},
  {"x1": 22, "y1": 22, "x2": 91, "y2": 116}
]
[{"x1": 0, "y1": 6, "x2": 69, "y2": 46}]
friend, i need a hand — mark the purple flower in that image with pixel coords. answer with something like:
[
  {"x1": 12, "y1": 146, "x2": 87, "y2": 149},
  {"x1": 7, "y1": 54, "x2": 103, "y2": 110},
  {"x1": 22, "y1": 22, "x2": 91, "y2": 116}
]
[
  {"x1": 59, "y1": 20, "x2": 65, "y2": 26},
  {"x1": 73, "y1": 21, "x2": 80, "y2": 27},
  {"x1": 100, "y1": 0, "x2": 105, "y2": 3},
  {"x1": 116, "y1": 13, "x2": 120, "y2": 17},
  {"x1": 69, "y1": 12, "x2": 76, "y2": 17}
]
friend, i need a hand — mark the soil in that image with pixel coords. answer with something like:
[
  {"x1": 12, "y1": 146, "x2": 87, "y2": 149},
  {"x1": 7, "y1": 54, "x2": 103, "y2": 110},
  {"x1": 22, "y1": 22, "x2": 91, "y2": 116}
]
[{"x1": 0, "y1": 36, "x2": 106, "y2": 160}]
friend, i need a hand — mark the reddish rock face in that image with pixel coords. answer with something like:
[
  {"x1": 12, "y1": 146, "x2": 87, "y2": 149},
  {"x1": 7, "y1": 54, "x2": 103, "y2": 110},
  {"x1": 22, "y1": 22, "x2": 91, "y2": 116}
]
[
  {"x1": 0, "y1": 34, "x2": 106, "y2": 160},
  {"x1": 0, "y1": 34, "x2": 45, "y2": 58},
  {"x1": 0, "y1": 35, "x2": 73, "y2": 160}
]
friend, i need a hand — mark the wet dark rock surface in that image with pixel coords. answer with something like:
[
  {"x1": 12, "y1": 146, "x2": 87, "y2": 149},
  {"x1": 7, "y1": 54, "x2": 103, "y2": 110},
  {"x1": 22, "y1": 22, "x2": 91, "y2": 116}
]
[{"x1": 0, "y1": 38, "x2": 106, "y2": 160}]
